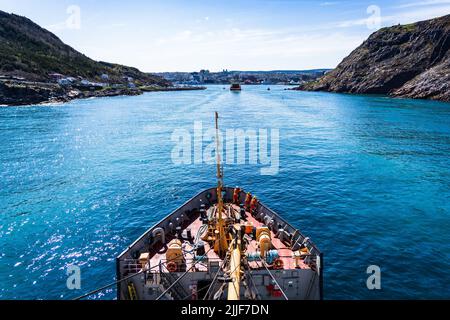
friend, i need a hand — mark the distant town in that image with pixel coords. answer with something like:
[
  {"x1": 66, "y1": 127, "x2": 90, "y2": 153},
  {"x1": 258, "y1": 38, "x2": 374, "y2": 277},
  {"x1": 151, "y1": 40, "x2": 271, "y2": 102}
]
[{"x1": 155, "y1": 69, "x2": 331, "y2": 85}]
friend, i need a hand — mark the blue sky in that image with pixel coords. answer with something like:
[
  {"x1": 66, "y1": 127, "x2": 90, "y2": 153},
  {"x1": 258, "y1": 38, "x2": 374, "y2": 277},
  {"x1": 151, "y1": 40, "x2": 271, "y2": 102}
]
[{"x1": 1, "y1": 0, "x2": 449, "y2": 72}]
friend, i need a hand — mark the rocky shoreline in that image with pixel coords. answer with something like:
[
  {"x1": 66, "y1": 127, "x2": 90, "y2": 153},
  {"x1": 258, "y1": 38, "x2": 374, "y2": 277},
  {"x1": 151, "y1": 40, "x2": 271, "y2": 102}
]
[
  {"x1": 0, "y1": 80, "x2": 206, "y2": 106},
  {"x1": 296, "y1": 14, "x2": 450, "y2": 103}
]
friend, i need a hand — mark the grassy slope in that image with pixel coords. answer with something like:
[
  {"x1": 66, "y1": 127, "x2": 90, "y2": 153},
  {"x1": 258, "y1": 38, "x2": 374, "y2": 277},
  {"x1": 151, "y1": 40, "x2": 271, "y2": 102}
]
[{"x1": 0, "y1": 10, "x2": 169, "y2": 86}]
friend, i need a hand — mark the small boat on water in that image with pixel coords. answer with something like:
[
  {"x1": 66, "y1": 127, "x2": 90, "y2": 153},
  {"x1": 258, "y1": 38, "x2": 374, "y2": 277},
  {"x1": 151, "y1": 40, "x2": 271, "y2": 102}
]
[
  {"x1": 116, "y1": 113, "x2": 323, "y2": 300},
  {"x1": 230, "y1": 83, "x2": 242, "y2": 91}
]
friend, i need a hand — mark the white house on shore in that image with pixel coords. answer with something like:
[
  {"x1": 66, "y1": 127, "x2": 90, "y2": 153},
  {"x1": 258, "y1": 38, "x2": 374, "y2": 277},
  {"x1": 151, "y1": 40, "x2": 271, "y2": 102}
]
[{"x1": 57, "y1": 77, "x2": 76, "y2": 86}]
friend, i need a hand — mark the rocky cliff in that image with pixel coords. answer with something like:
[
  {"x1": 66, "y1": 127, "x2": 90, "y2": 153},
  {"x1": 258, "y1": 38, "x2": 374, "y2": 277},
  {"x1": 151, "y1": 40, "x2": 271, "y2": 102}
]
[{"x1": 298, "y1": 14, "x2": 450, "y2": 102}]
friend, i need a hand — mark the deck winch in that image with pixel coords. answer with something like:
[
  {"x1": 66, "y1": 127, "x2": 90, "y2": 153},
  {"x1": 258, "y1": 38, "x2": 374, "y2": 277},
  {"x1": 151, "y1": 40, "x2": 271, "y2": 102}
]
[
  {"x1": 246, "y1": 249, "x2": 279, "y2": 264},
  {"x1": 256, "y1": 226, "x2": 271, "y2": 257},
  {"x1": 166, "y1": 239, "x2": 185, "y2": 270}
]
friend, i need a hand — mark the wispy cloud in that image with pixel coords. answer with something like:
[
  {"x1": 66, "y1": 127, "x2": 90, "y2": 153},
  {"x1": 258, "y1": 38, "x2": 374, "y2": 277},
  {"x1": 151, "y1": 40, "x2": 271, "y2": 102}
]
[
  {"x1": 320, "y1": 1, "x2": 340, "y2": 6},
  {"x1": 394, "y1": 0, "x2": 450, "y2": 8},
  {"x1": 150, "y1": 25, "x2": 365, "y2": 70},
  {"x1": 384, "y1": 5, "x2": 450, "y2": 23},
  {"x1": 336, "y1": 17, "x2": 371, "y2": 28},
  {"x1": 44, "y1": 21, "x2": 68, "y2": 32},
  {"x1": 98, "y1": 23, "x2": 127, "y2": 30},
  {"x1": 335, "y1": 3, "x2": 450, "y2": 29}
]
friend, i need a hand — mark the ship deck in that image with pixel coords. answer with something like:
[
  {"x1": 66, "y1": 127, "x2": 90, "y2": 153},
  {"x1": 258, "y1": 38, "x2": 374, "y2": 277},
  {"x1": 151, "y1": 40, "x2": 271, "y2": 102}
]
[
  {"x1": 148, "y1": 204, "x2": 310, "y2": 272},
  {"x1": 116, "y1": 186, "x2": 323, "y2": 300}
]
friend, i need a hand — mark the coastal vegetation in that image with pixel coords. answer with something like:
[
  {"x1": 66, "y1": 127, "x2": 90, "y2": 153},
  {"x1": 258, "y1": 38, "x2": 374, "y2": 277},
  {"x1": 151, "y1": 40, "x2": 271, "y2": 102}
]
[
  {"x1": 0, "y1": 11, "x2": 167, "y2": 85},
  {"x1": 0, "y1": 10, "x2": 175, "y2": 105}
]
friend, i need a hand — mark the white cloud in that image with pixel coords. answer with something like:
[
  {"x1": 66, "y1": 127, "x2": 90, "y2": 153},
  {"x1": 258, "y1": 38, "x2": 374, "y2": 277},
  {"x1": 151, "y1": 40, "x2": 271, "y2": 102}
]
[
  {"x1": 336, "y1": 3, "x2": 450, "y2": 29},
  {"x1": 45, "y1": 21, "x2": 68, "y2": 32},
  {"x1": 144, "y1": 26, "x2": 366, "y2": 71},
  {"x1": 98, "y1": 23, "x2": 127, "y2": 30},
  {"x1": 320, "y1": 1, "x2": 340, "y2": 6},
  {"x1": 336, "y1": 17, "x2": 371, "y2": 28},
  {"x1": 383, "y1": 5, "x2": 450, "y2": 24},
  {"x1": 394, "y1": 0, "x2": 450, "y2": 8}
]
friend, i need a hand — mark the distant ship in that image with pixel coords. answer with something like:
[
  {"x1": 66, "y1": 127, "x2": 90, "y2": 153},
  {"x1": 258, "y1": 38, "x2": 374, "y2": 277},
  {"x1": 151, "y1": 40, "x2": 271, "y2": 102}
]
[
  {"x1": 230, "y1": 83, "x2": 242, "y2": 91},
  {"x1": 116, "y1": 113, "x2": 323, "y2": 300}
]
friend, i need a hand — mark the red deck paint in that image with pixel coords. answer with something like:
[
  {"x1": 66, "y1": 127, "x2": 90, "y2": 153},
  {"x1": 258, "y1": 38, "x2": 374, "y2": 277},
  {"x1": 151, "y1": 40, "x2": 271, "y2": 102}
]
[{"x1": 147, "y1": 203, "x2": 310, "y2": 272}]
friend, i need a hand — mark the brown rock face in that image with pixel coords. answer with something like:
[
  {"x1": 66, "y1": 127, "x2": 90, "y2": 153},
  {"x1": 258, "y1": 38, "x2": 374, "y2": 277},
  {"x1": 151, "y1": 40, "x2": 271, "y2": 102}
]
[
  {"x1": 0, "y1": 81, "x2": 66, "y2": 105},
  {"x1": 391, "y1": 55, "x2": 450, "y2": 101},
  {"x1": 299, "y1": 14, "x2": 450, "y2": 102}
]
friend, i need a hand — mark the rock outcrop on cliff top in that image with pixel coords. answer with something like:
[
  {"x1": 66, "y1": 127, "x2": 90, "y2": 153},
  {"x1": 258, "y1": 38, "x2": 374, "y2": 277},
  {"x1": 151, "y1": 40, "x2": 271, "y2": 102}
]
[{"x1": 298, "y1": 14, "x2": 450, "y2": 102}]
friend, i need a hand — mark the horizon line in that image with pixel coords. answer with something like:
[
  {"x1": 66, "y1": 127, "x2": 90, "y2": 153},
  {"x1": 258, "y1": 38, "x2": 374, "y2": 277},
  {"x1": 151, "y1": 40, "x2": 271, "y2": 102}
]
[{"x1": 150, "y1": 68, "x2": 334, "y2": 74}]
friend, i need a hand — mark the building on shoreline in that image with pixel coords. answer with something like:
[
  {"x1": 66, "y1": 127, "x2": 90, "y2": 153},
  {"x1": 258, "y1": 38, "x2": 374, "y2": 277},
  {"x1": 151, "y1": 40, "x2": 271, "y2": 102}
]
[{"x1": 156, "y1": 69, "x2": 330, "y2": 85}]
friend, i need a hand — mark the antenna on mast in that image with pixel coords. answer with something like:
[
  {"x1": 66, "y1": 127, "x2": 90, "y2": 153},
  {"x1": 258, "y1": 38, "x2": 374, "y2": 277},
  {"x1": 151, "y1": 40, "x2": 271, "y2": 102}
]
[
  {"x1": 213, "y1": 112, "x2": 228, "y2": 258},
  {"x1": 215, "y1": 112, "x2": 224, "y2": 215}
]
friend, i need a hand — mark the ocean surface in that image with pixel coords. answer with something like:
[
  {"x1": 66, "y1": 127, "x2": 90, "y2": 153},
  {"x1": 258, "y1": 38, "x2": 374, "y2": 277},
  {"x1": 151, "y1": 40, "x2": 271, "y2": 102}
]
[{"x1": 0, "y1": 85, "x2": 449, "y2": 300}]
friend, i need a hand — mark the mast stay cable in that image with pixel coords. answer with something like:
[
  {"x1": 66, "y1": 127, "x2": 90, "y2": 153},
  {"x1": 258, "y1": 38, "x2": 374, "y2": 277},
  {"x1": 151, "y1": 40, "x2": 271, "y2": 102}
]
[
  {"x1": 261, "y1": 259, "x2": 289, "y2": 300},
  {"x1": 156, "y1": 248, "x2": 213, "y2": 300}
]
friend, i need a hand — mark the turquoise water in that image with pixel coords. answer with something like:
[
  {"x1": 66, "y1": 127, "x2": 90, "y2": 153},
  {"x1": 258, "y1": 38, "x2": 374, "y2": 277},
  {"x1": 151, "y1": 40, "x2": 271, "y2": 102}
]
[{"x1": 0, "y1": 85, "x2": 449, "y2": 299}]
